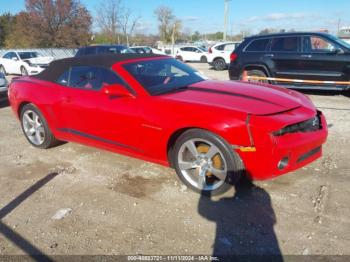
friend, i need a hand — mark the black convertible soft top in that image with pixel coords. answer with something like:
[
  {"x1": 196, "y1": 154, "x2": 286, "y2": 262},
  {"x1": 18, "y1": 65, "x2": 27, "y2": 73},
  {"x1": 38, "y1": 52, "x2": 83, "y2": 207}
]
[{"x1": 34, "y1": 53, "x2": 167, "y2": 82}]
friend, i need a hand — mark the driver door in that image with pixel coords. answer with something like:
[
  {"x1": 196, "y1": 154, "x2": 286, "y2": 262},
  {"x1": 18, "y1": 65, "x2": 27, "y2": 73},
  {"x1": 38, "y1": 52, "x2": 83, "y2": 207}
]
[
  {"x1": 300, "y1": 35, "x2": 348, "y2": 82},
  {"x1": 58, "y1": 65, "x2": 143, "y2": 153}
]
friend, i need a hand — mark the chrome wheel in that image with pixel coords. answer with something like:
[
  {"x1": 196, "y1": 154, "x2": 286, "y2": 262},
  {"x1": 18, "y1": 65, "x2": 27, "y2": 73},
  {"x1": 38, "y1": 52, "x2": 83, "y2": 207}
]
[
  {"x1": 177, "y1": 138, "x2": 227, "y2": 191},
  {"x1": 22, "y1": 110, "x2": 45, "y2": 145}
]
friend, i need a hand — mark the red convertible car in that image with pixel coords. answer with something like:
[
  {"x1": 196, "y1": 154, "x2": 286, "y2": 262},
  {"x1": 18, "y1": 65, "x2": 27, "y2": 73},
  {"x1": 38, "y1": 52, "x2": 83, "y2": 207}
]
[{"x1": 8, "y1": 54, "x2": 328, "y2": 195}]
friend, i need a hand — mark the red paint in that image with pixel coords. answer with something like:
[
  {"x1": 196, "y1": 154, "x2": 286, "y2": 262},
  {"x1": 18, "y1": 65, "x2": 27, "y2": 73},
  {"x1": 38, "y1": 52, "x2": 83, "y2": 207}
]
[{"x1": 8, "y1": 56, "x2": 328, "y2": 180}]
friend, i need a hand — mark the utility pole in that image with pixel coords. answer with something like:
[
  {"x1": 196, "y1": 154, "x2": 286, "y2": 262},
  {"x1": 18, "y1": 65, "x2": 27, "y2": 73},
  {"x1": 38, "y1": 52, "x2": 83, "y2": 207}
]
[{"x1": 223, "y1": 0, "x2": 231, "y2": 41}]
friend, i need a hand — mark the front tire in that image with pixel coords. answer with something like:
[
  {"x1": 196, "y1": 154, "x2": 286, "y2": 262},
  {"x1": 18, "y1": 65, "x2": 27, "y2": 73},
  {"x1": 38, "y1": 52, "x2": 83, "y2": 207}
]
[
  {"x1": 21, "y1": 66, "x2": 28, "y2": 76},
  {"x1": 173, "y1": 129, "x2": 243, "y2": 195},
  {"x1": 200, "y1": 56, "x2": 207, "y2": 63},
  {"x1": 20, "y1": 104, "x2": 60, "y2": 149}
]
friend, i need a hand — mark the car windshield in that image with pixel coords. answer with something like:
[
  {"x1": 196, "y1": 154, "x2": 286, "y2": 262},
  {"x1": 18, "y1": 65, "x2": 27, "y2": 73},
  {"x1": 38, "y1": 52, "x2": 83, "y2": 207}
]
[
  {"x1": 328, "y1": 35, "x2": 350, "y2": 49},
  {"x1": 18, "y1": 52, "x2": 40, "y2": 59},
  {"x1": 123, "y1": 58, "x2": 205, "y2": 95}
]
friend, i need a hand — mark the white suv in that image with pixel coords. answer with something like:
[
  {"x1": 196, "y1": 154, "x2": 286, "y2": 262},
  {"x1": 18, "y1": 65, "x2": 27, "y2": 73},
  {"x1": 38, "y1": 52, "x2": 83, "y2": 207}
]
[
  {"x1": 207, "y1": 42, "x2": 241, "y2": 70},
  {"x1": 175, "y1": 46, "x2": 208, "y2": 63}
]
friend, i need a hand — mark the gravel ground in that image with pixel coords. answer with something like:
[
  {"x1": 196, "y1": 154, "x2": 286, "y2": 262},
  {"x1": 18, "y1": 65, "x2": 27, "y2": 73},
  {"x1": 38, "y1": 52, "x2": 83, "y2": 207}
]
[{"x1": 0, "y1": 64, "x2": 349, "y2": 259}]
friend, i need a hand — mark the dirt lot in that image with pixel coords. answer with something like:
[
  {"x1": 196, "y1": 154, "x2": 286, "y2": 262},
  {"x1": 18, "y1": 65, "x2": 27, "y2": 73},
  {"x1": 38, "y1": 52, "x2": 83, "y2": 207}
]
[{"x1": 0, "y1": 64, "x2": 349, "y2": 259}]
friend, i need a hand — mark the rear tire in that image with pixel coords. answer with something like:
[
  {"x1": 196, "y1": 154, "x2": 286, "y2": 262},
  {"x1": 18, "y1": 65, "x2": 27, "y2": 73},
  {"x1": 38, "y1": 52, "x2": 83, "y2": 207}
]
[
  {"x1": 213, "y1": 58, "x2": 227, "y2": 71},
  {"x1": 20, "y1": 104, "x2": 60, "y2": 149},
  {"x1": 241, "y1": 69, "x2": 268, "y2": 83},
  {"x1": 173, "y1": 129, "x2": 243, "y2": 196}
]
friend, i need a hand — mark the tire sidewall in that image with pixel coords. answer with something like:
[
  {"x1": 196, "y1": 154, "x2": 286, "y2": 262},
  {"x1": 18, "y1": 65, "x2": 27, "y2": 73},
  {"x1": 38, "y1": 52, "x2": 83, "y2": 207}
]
[
  {"x1": 241, "y1": 69, "x2": 268, "y2": 83},
  {"x1": 173, "y1": 129, "x2": 243, "y2": 196},
  {"x1": 20, "y1": 104, "x2": 54, "y2": 149}
]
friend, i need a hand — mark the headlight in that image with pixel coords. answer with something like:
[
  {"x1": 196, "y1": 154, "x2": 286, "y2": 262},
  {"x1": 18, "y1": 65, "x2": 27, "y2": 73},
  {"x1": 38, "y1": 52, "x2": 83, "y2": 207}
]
[{"x1": 273, "y1": 113, "x2": 321, "y2": 136}]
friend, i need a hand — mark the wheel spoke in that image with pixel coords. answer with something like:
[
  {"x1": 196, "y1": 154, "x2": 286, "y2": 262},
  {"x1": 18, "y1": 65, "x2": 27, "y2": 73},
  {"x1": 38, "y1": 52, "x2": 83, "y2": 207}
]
[
  {"x1": 205, "y1": 145, "x2": 219, "y2": 159},
  {"x1": 198, "y1": 168, "x2": 207, "y2": 188},
  {"x1": 24, "y1": 114, "x2": 34, "y2": 125},
  {"x1": 37, "y1": 126, "x2": 45, "y2": 135},
  {"x1": 184, "y1": 140, "x2": 198, "y2": 158},
  {"x1": 34, "y1": 114, "x2": 40, "y2": 125},
  {"x1": 209, "y1": 167, "x2": 227, "y2": 181},
  {"x1": 35, "y1": 131, "x2": 42, "y2": 143},
  {"x1": 179, "y1": 160, "x2": 197, "y2": 170}
]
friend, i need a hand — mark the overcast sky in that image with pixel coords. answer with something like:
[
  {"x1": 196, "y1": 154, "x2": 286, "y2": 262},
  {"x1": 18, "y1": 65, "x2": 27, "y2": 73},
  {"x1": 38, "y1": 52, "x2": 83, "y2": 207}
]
[{"x1": 1, "y1": 0, "x2": 350, "y2": 34}]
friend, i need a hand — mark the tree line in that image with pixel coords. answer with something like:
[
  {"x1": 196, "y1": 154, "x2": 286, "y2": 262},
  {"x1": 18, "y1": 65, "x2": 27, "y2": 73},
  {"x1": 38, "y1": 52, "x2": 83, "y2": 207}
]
[{"x1": 0, "y1": 0, "x2": 249, "y2": 49}]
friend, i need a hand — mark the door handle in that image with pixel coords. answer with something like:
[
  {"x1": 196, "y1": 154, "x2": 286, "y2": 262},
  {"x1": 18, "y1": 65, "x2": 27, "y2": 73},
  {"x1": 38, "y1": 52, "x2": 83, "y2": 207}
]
[
  {"x1": 264, "y1": 54, "x2": 274, "y2": 57},
  {"x1": 301, "y1": 54, "x2": 312, "y2": 58}
]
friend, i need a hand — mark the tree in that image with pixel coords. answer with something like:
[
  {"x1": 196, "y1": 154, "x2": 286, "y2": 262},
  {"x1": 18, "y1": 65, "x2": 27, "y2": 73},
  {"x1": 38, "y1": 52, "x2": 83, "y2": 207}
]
[
  {"x1": 119, "y1": 8, "x2": 141, "y2": 46},
  {"x1": 0, "y1": 13, "x2": 16, "y2": 47},
  {"x1": 192, "y1": 31, "x2": 201, "y2": 42},
  {"x1": 96, "y1": 0, "x2": 122, "y2": 44},
  {"x1": 7, "y1": 0, "x2": 92, "y2": 48},
  {"x1": 5, "y1": 12, "x2": 39, "y2": 48},
  {"x1": 154, "y1": 6, "x2": 181, "y2": 43},
  {"x1": 96, "y1": 0, "x2": 141, "y2": 45}
]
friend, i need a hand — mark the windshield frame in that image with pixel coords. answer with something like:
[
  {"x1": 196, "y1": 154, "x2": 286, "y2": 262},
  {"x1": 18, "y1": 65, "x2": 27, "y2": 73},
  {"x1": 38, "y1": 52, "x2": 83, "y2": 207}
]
[
  {"x1": 122, "y1": 57, "x2": 205, "y2": 96},
  {"x1": 328, "y1": 34, "x2": 350, "y2": 50}
]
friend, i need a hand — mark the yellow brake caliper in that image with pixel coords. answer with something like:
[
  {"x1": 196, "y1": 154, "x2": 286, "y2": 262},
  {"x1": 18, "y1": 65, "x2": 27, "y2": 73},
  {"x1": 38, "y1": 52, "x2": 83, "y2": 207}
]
[{"x1": 196, "y1": 144, "x2": 223, "y2": 179}]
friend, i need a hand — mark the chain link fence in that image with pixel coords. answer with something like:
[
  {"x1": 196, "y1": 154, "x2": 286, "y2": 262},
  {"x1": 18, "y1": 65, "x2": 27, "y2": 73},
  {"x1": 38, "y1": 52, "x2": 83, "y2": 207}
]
[{"x1": 0, "y1": 48, "x2": 77, "y2": 60}]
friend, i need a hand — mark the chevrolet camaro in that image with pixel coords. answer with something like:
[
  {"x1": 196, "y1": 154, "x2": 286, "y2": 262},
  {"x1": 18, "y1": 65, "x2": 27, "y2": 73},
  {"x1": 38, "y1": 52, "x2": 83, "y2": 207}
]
[{"x1": 8, "y1": 54, "x2": 328, "y2": 195}]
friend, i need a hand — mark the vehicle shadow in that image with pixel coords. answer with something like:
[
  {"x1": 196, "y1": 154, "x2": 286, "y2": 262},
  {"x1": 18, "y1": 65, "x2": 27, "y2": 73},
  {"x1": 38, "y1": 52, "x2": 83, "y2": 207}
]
[
  {"x1": 0, "y1": 172, "x2": 59, "y2": 262},
  {"x1": 198, "y1": 176, "x2": 283, "y2": 261}
]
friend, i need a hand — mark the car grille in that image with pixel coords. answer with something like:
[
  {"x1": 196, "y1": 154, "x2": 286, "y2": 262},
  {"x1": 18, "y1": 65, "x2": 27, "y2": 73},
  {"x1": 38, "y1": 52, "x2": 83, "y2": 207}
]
[{"x1": 273, "y1": 112, "x2": 322, "y2": 136}]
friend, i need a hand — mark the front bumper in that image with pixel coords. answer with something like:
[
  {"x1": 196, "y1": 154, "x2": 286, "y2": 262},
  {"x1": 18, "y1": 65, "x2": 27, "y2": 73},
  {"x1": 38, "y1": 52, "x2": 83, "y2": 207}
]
[{"x1": 237, "y1": 112, "x2": 328, "y2": 180}]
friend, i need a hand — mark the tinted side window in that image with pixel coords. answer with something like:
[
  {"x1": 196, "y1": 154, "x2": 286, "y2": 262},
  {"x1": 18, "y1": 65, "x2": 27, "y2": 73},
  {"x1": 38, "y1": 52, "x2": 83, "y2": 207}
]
[
  {"x1": 56, "y1": 70, "x2": 70, "y2": 86},
  {"x1": 216, "y1": 44, "x2": 225, "y2": 51},
  {"x1": 100, "y1": 68, "x2": 124, "y2": 86},
  {"x1": 3, "y1": 52, "x2": 16, "y2": 59},
  {"x1": 84, "y1": 47, "x2": 96, "y2": 55},
  {"x1": 246, "y1": 39, "x2": 270, "y2": 52},
  {"x1": 69, "y1": 66, "x2": 101, "y2": 90},
  {"x1": 303, "y1": 36, "x2": 337, "y2": 53},
  {"x1": 271, "y1": 37, "x2": 299, "y2": 52},
  {"x1": 224, "y1": 44, "x2": 236, "y2": 51}
]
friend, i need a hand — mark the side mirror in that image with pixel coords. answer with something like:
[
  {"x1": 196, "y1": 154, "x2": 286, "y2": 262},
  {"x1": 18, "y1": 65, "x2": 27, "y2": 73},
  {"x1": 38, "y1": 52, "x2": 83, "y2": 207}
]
[
  {"x1": 102, "y1": 84, "x2": 135, "y2": 98},
  {"x1": 330, "y1": 48, "x2": 344, "y2": 55},
  {"x1": 12, "y1": 57, "x2": 18, "y2": 61}
]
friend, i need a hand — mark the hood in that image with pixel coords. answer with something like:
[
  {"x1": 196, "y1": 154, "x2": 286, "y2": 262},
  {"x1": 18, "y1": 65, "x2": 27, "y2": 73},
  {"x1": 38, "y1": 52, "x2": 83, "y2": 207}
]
[
  {"x1": 161, "y1": 80, "x2": 304, "y2": 115},
  {"x1": 24, "y1": 56, "x2": 54, "y2": 65}
]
